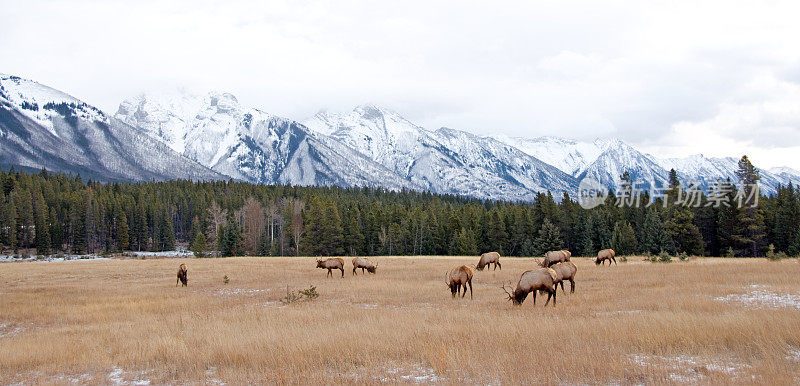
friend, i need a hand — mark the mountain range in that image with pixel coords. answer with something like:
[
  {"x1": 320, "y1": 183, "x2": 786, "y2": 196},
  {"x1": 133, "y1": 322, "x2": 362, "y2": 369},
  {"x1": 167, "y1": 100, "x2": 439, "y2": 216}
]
[{"x1": 2, "y1": 73, "x2": 799, "y2": 201}]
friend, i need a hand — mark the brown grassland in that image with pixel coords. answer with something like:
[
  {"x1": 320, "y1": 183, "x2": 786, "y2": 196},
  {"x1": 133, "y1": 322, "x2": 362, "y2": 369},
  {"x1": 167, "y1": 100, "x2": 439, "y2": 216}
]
[{"x1": 1, "y1": 256, "x2": 800, "y2": 384}]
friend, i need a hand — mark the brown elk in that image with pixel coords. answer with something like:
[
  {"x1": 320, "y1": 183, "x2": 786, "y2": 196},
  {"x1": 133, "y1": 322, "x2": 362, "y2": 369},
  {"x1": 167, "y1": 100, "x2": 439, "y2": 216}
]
[
  {"x1": 176, "y1": 263, "x2": 188, "y2": 287},
  {"x1": 501, "y1": 268, "x2": 557, "y2": 306},
  {"x1": 316, "y1": 258, "x2": 345, "y2": 277},
  {"x1": 540, "y1": 250, "x2": 569, "y2": 267},
  {"x1": 445, "y1": 265, "x2": 474, "y2": 299},
  {"x1": 352, "y1": 257, "x2": 377, "y2": 275},
  {"x1": 561, "y1": 250, "x2": 572, "y2": 261},
  {"x1": 476, "y1": 251, "x2": 501, "y2": 271},
  {"x1": 595, "y1": 249, "x2": 617, "y2": 266},
  {"x1": 551, "y1": 261, "x2": 577, "y2": 294}
]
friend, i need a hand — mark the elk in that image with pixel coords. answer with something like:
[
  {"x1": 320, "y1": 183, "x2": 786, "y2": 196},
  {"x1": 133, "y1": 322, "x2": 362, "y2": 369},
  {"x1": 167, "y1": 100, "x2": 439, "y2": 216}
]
[
  {"x1": 176, "y1": 263, "x2": 188, "y2": 287},
  {"x1": 551, "y1": 261, "x2": 577, "y2": 294},
  {"x1": 476, "y1": 251, "x2": 501, "y2": 271},
  {"x1": 316, "y1": 257, "x2": 345, "y2": 277},
  {"x1": 540, "y1": 250, "x2": 569, "y2": 267},
  {"x1": 445, "y1": 265, "x2": 474, "y2": 299},
  {"x1": 352, "y1": 257, "x2": 377, "y2": 275},
  {"x1": 595, "y1": 249, "x2": 617, "y2": 266},
  {"x1": 501, "y1": 268, "x2": 557, "y2": 307},
  {"x1": 561, "y1": 250, "x2": 572, "y2": 261}
]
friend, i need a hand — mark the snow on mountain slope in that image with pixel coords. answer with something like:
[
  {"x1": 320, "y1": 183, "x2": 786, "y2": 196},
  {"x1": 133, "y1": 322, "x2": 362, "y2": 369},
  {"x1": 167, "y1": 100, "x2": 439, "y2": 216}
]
[
  {"x1": 769, "y1": 167, "x2": 800, "y2": 187},
  {"x1": 116, "y1": 94, "x2": 415, "y2": 190},
  {"x1": 494, "y1": 135, "x2": 604, "y2": 177},
  {"x1": 304, "y1": 105, "x2": 576, "y2": 200},
  {"x1": 0, "y1": 74, "x2": 223, "y2": 182}
]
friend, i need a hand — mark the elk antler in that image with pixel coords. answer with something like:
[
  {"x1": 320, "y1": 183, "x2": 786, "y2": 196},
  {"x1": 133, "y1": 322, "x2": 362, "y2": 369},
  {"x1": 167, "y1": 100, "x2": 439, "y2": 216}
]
[{"x1": 500, "y1": 284, "x2": 514, "y2": 300}]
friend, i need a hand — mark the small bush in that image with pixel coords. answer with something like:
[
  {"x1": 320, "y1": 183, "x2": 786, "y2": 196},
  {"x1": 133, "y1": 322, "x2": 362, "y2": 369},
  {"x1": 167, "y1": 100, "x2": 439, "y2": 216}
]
[
  {"x1": 658, "y1": 251, "x2": 672, "y2": 263},
  {"x1": 281, "y1": 285, "x2": 320, "y2": 304},
  {"x1": 678, "y1": 252, "x2": 688, "y2": 261},
  {"x1": 223, "y1": 275, "x2": 230, "y2": 285},
  {"x1": 767, "y1": 245, "x2": 788, "y2": 261},
  {"x1": 620, "y1": 255, "x2": 628, "y2": 263},
  {"x1": 725, "y1": 247, "x2": 735, "y2": 258}
]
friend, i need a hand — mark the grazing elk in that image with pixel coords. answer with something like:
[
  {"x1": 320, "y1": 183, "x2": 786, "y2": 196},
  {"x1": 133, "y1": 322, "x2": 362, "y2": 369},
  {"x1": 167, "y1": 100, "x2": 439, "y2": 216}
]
[
  {"x1": 502, "y1": 268, "x2": 557, "y2": 307},
  {"x1": 445, "y1": 265, "x2": 474, "y2": 299},
  {"x1": 476, "y1": 251, "x2": 501, "y2": 271},
  {"x1": 595, "y1": 249, "x2": 617, "y2": 266},
  {"x1": 316, "y1": 257, "x2": 345, "y2": 278},
  {"x1": 352, "y1": 257, "x2": 377, "y2": 275},
  {"x1": 176, "y1": 263, "x2": 188, "y2": 287},
  {"x1": 540, "y1": 250, "x2": 569, "y2": 267},
  {"x1": 551, "y1": 261, "x2": 577, "y2": 294},
  {"x1": 561, "y1": 250, "x2": 572, "y2": 261}
]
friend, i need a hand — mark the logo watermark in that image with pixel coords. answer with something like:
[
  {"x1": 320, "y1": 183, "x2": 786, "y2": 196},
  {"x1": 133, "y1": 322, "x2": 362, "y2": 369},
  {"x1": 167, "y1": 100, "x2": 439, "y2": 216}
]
[{"x1": 577, "y1": 177, "x2": 760, "y2": 210}]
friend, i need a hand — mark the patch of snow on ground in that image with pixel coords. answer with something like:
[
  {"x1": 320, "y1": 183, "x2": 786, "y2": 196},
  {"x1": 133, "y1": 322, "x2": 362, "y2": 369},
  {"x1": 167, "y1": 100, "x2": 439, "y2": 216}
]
[
  {"x1": 382, "y1": 365, "x2": 442, "y2": 383},
  {"x1": 715, "y1": 288, "x2": 800, "y2": 309},
  {"x1": 216, "y1": 288, "x2": 269, "y2": 296},
  {"x1": 0, "y1": 254, "x2": 111, "y2": 263},
  {"x1": 126, "y1": 250, "x2": 193, "y2": 258},
  {"x1": 629, "y1": 354, "x2": 750, "y2": 382},
  {"x1": 107, "y1": 367, "x2": 151, "y2": 385},
  {"x1": 0, "y1": 323, "x2": 26, "y2": 338},
  {"x1": 787, "y1": 346, "x2": 800, "y2": 361}
]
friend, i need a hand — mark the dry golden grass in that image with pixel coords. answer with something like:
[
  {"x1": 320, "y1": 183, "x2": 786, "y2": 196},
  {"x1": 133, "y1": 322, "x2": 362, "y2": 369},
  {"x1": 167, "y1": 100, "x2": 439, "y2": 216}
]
[{"x1": 1, "y1": 256, "x2": 800, "y2": 384}]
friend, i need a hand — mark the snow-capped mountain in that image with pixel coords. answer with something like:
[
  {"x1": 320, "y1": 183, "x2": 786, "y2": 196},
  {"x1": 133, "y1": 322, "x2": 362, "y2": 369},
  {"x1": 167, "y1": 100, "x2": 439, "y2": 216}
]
[
  {"x1": 115, "y1": 94, "x2": 415, "y2": 190},
  {"x1": 304, "y1": 105, "x2": 576, "y2": 201},
  {"x1": 3, "y1": 73, "x2": 797, "y2": 201},
  {"x1": 0, "y1": 74, "x2": 223, "y2": 182},
  {"x1": 498, "y1": 134, "x2": 794, "y2": 194}
]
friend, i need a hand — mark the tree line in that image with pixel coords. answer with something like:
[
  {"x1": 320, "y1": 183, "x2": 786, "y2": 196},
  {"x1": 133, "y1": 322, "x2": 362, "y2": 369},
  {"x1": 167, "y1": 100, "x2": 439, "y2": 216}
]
[{"x1": 0, "y1": 156, "x2": 797, "y2": 258}]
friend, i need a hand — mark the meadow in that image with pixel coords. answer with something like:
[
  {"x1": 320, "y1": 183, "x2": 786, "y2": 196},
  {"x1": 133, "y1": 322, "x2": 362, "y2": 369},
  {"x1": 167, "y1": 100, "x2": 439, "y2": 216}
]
[{"x1": 1, "y1": 256, "x2": 800, "y2": 384}]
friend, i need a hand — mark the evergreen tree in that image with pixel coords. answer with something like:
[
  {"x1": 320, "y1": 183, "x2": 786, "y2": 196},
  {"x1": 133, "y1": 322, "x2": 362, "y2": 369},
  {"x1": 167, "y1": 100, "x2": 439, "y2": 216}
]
[
  {"x1": 449, "y1": 228, "x2": 478, "y2": 255},
  {"x1": 117, "y1": 211, "x2": 130, "y2": 251},
  {"x1": 190, "y1": 231, "x2": 208, "y2": 257},
  {"x1": 301, "y1": 198, "x2": 344, "y2": 256},
  {"x1": 641, "y1": 208, "x2": 674, "y2": 254},
  {"x1": 485, "y1": 210, "x2": 508, "y2": 254},
  {"x1": 534, "y1": 218, "x2": 563, "y2": 255},
  {"x1": 610, "y1": 220, "x2": 637, "y2": 256},
  {"x1": 771, "y1": 184, "x2": 798, "y2": 253},
  {"x1": 733, "y1": 156, "x2": 766, "y2": 256}
]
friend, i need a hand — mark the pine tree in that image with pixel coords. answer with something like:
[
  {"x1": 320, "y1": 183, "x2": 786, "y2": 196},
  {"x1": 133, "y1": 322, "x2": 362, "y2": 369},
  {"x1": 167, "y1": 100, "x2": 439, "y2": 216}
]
[
  {"x1": 33, "y1": 191, "x2": 50, "y2": 255},
  {"x1": 733, "y1": 156, "x2": 766, "y2": 256},
  {"x1": 610, "y1": 220, "x2": 637, "y2": 256},
  {"x1": 771, "y1": 184, "x2": 798, "y2": 253},
  {"x1": 534, "y1": 218, "x2": 563, "y2": 255},
  {"x1": 342, "y1": 207, "x2": 364, "y2": 256},
  {"x1": 117, "y1": 211, "x2": 130, "y2": 251},
  {"x1": 190, "y1": 231, "x2": 208, "y2": 257},
  {"x1": 449, "y1": 228, "x2": 478, "y2": 255},
  {"x1": 485, "y1": 210, "x2": 508, "y2": 254},
  {"x1": 641, "y1": 208, "x2": 674, "y2": 254}
]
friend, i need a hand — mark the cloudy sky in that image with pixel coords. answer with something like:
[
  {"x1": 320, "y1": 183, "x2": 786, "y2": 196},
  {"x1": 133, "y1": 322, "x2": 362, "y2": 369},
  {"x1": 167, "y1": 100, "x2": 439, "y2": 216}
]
[{"x1": 2, "y1": 0, "x2": 799, "y2": 169}]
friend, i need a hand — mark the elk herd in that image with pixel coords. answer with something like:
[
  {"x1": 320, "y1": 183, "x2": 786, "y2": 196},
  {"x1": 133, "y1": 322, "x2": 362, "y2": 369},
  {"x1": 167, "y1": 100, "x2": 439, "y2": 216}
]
[{"x1": 174, "y1": 248, "x2": 616, "y2": 309}]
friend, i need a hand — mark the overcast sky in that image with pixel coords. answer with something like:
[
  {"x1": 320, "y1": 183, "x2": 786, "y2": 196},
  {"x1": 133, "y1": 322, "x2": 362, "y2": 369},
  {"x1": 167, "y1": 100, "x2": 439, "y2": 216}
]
[{"x1": 2, "y1": 0, "x2": 799, "y2": 169}]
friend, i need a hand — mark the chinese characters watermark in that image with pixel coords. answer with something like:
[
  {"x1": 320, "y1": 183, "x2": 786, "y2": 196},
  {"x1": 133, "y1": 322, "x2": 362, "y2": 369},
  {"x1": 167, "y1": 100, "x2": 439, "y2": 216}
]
[{"x1": 577, "y1": 178, "x2": 760, "y2": 210}]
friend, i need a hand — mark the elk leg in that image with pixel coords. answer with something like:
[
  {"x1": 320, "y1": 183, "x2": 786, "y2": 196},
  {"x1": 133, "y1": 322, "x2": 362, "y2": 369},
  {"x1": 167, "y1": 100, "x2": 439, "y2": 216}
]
[
  {"x1": 560, "y1": 281, "x2": 566, "y2": 294},
  {"x1": 570, "y1": 279, "x2": 575, "y2": 293},
  {"x1": 532, "y1": 291, "x2": 536, "y2": 306},
  {"x1": 497, "y1": 261, "x2": 501, "y2": 270},
  {"x1": 468, "y1": 280, "x2": 473, "y2": 300},
  {"x1": 613, "y1": 257, "x2": 617, "y2": 265},
  {"x1": 340, "y1": 267, "x2": 344, "y2": 278}
]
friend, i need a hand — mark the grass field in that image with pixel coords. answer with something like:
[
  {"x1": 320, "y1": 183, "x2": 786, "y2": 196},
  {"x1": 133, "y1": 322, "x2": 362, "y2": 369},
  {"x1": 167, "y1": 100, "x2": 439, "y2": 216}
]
[{"x1": 1, "y1": 256, "x2": 800, "y2": 384}]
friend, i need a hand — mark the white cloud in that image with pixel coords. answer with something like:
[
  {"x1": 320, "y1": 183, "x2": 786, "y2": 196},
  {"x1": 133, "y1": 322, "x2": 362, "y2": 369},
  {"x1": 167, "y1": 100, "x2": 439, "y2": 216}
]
[{"x1": 1, "y1": 0, "x2": 799, "y2": 168}]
